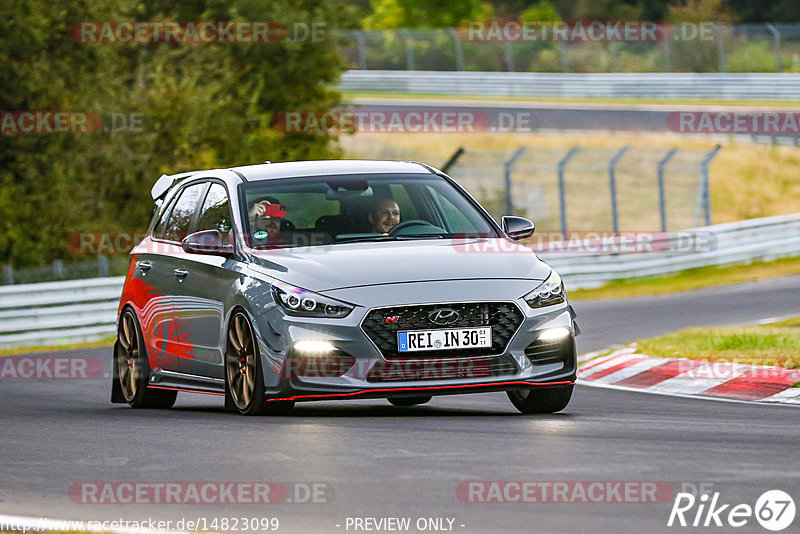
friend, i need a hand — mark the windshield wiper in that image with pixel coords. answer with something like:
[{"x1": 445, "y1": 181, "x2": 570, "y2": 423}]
[
  {"x1": 335, "y1": 235, "x2": 400, "y2": 244},
  {"x1": 395, "y1": 234, "x2": 444, "y2": 240},
  {"x1": 336, "y1": 234, "x2": 445, "y2": 244}
]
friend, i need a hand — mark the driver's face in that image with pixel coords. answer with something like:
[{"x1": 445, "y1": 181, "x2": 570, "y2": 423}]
[{"x1": 369, "y1": 200, "x2": 400, "y2": 233}]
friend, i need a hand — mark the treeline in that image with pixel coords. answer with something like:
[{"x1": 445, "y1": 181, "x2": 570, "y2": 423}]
[
  {"x1": 360, "y1": 0, "x2": 799, "y2": 28},
  {"x1": 0, "y1": 0, "x2": 358, "y2": 267}
]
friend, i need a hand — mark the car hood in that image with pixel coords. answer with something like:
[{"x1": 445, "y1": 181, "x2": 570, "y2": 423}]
[{"x1": 248, "y1": 237, "x2": 551, "y2": 292}]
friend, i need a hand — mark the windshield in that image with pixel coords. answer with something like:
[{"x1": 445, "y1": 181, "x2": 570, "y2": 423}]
[{"x1": 239, "y1": 173, "x2": 499, "y2": 249}]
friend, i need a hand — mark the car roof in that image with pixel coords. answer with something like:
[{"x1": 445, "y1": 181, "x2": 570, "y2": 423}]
[
  {"x1": 153, "y1": 160, "x2": 439, "y2": 200},
  {"x1": 229, "y1": 160, "x2": 435, "y2": 181}
]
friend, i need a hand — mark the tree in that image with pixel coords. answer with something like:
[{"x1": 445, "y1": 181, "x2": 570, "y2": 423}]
[{"x1": 0, "y1": 0, "x2": 357, "y2": 267}]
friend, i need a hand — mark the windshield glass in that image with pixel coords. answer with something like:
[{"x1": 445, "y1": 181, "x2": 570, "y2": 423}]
[{"x1": 239, "y1": 173, "x2": 499, "y2": 249}]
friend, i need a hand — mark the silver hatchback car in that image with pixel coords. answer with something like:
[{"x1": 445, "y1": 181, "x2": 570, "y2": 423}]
[{"x1": 112, "y1": 160, "x2": 579, "y2": 415}]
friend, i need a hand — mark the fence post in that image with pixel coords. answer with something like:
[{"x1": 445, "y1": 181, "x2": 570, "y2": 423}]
[
  {"x1": 404, "y1": 32, "x2": 415, "y2": 70},
  {"x1": 2, "y1": 265, "x2": 13, "y2": 285},
  {"x1": 765, "y1": 23, "x2": 782, "y2": 72},
  {"x1": 557, "y1": 146, "x2": 581, "y2": 237},
  {"x1": 98, "y1": 255, "x2": 109, "y2": 277},
  {"x1": 713, "y1": 24, "x2": 726, "y2": 72},
  {"x1": 657, "y1": 148, "x2": 679, "y2": 232},
  {"x1": 609, "y1": 42, "x2": 619, "y2": 72},
  {"x1": 662, "y1": 39, "x2": 671, "y2": 72},
  {"x1": 504, "y1": 42, "x2": 515, "y2": 72},
  {"x1": 442, "y1": 147, "x2": 465, "y2": 173},
  {"x1": 354, "y1": 30, "x2": 367, "y2": 70},
  {"x1": 608, "y1": 146, "x2": 631, "y2": 236},
  {"x1": 504, "y1": 147, "x2": 528, "y2": 215},
  {"x1": 558, "y1": 40, "x2": 567, "y2": 72},
  {"x1": 448, "y1": 28, "x2": 464, "y2": 71},
  {"x1": 695, "y1": 144, "x2": 722, "y2": 227},
  {"x1": 52, "y1": 259, "x2": 64, "y2": 279}
]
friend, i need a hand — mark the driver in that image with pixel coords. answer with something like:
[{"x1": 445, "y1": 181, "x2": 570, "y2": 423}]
[{"x1": 368, "y1": 197, "x2": 400, "y2": 234}]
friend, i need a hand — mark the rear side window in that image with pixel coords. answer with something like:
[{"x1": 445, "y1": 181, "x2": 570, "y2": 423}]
[
  {"x1": 197, "y1": 183, "x2": 233, "y2": 245},
  {"x1": 155, "y1": 183, "x2": 206, "y2": 241}
]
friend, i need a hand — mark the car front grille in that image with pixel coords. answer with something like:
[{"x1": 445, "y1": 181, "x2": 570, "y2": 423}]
[
  {"x1": 366, "y1": 355, "x2": 518, "y2": 382},
  {"x1": 361, "y1": 302, "x2": 523, "y2": 359}
]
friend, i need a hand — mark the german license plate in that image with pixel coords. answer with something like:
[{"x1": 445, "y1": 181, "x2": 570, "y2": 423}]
[{"x1": 397, "y1": 327, "x2": 492, "y2": 352}]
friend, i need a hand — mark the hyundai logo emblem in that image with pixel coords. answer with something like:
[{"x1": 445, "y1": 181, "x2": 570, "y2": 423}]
[{"x1": 428, "y1": 308, "x2": 460, "y2": 326}]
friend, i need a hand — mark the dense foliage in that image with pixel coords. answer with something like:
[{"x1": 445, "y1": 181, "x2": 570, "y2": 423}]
[{"x1": 0, "y1": 0, "x2": 357, "y2": 266}]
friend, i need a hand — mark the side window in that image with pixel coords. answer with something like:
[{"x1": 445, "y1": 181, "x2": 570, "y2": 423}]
[
  {"x1": 153, "y1": 199, "x2": 173, "y2": 238},
  {"x1": 197, "y1": 183, "x2": 233, "y2": 245},
  {"x1": 156, "y1": 183, "x2": 206, "y2": 241}
]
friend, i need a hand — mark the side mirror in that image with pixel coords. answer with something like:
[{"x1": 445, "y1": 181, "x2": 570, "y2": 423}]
[
  {"x1": 502, "y1": 216, "x2": 535, "y2": 241},
  {"x1": 182, "y1": 230, "x2": 234, "y2": 257}
]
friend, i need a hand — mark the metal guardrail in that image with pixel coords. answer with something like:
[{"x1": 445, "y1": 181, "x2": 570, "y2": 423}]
[
  {"x1": 1, "y1": 213, "x2": 799, "y2": 350},
  {"x1": 0, "y1": 277, "x2": 124, "y2": 348},
  {"x1": 542, "y1": 213, "x2": 800, "y2": 288},
  {"x1": 340, "y1": 71, "x2": 800, "y2": 100}
]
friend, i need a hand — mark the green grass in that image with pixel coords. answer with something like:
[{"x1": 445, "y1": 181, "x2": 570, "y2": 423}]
[
  {"x1": 635, "y1": 316, "x2": 800, "y2": 369},
  {"x1": 569, "y1": 255, "x2": 800, "y2": 301},
  {"x1": 0, "y1": 337, "x2": 115, "y2": 357}
]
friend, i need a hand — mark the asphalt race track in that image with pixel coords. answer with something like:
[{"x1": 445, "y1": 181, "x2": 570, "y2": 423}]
[{"x1": 1, "y1": 276, "x2": 799, "y2": 533}]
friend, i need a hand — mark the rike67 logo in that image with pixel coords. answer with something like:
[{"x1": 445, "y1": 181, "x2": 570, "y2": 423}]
[{"x1": 668, "y1": 489, "x2": 795, "y2": 531}]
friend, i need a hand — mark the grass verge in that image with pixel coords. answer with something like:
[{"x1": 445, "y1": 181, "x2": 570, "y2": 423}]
[
  {"x1": 0, "y1": 337, "x2": 115, "y2": 357},
  {"x1": 568, "y1": 255, "x2": 800, "y2": 301},
  {"x1": 635, "y1": 316, "x2": 800, "y2": 369}
]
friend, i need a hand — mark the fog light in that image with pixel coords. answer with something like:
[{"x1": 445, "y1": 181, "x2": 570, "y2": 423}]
[
  {"x1": 537, "y1": 327, "x2": 571, "y2": 342},
  {"x1": 293, "y1": 340, "x2": 336, "y2": 355}
]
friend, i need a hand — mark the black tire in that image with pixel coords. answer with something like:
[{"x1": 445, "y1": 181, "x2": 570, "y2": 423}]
[
  {"x1": 507, "y1": 385, "x2": 573, "y2": 414},
  {"x1": 224, "y1": 310, "x2": 296, "y2": 416},
  {"x1": 388, "y1": 396, "x2": 432, "y2": 407},
  {"x1": 115, "y1": 309, "x2": 177, "y2": 409}
]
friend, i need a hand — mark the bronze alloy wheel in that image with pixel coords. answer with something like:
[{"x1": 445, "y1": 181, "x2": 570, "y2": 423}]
[
  {"x1": 226, "y1": 312, "x2": 259, "y2": 411},
  {"x1": 117, "y1": 311, "x2": 140, "y2": 402},
  {"x1": 224, "y1": 311, "x2": 294, "y2": 416},
  {"x1": 115, "y1": 309, "x2": 176, "y2": 409}
]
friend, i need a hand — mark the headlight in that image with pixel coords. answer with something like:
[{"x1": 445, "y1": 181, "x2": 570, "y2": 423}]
[
  {"x1": 271, "y1": 281, "x2": 354, "y2": 318},
  {"x1": 523, "y1": 271, "x2": 566, "y2": 308}
]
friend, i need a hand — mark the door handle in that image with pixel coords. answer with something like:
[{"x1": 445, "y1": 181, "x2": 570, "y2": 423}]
[
  {"x1": 173, "y1": 268, "x2": 189, "y2": 281},
  {"x1": 137, "y1": 261, "x2": 152, "y2": 273}
]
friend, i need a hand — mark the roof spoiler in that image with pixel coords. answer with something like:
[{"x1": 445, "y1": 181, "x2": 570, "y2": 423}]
[{"x1": 150, "y1": 171, "x2": 196, "y2": 200}]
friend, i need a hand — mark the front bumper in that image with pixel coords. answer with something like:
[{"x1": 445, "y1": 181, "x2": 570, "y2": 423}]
[{"x1": 253, "y1": 285, "x2": 577, "y2": 402}]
